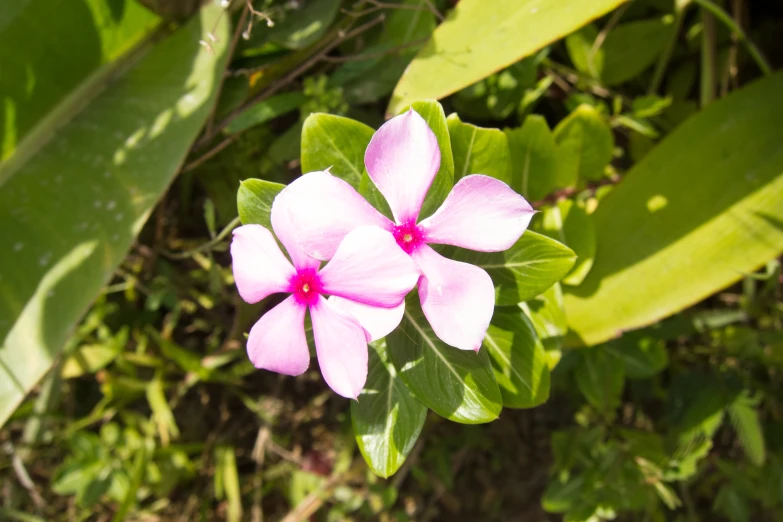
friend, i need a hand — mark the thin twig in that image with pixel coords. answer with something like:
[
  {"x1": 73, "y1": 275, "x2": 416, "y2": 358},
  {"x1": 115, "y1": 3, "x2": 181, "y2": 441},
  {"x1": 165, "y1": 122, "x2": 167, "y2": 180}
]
[
  {"x1": 590, "y1": 3, "x2": 629, "y2": 61},
  {"x1": 182, "y1": 135, "x2": 237, "y2": 173},
  {"x1": 3, "y1": 442, "x2": 44, "y2": 509}
]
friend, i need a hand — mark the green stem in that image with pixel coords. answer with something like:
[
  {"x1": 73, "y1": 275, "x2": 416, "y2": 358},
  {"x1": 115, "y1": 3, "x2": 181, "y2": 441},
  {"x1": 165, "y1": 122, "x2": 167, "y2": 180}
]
[
  {"x1": 692, "y1": 0, "x2": 772, "y2": 76},
  {"x1": 648, "y1": 10, "x2": 686, "y2": 95},
  {"x1": 700, "y1": 7, "x2": 717, "y2": 107}
]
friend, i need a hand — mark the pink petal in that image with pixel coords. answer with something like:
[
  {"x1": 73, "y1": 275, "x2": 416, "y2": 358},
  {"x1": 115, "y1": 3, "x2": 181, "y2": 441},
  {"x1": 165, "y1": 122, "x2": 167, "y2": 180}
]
[
  {"x1": 365, "y1": 109, "x2": 440, "y2": 224},
  {"x1": 271, "y1": 187, "x2": 320, "y2": 271},
  {"x1": 283, "y1": 171, "x2": 393, "y2": 260},
  {"x1": 247, "y1": 295, "x2": 310, "y2": 375},
  {"x1": 231, "y1": 224, "x2": 295, "y2": 303},
  {"x1": 319, "y1": 226, "x2": 420, "y2": 308},
  {"x1": 329, "y1": 296, "x2": 405, "y2": 342},
  {"x1": 311, "y1": 296, "x2": 368, "y2": 398},
  {"x1": 412, "y1": 244, "x2": 495, "y2": 351},
  {"x1": 418, "y1": 175, "x2": 536, "y2": 251}
]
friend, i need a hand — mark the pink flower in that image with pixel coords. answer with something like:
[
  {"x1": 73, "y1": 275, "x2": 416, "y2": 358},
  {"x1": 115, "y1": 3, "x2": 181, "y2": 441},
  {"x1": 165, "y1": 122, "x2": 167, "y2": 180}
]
[
  {"x1": 283, "y1": 109, "x2": 536, "y2": 351},
  {"x1": 230, "y1": 189, "x2": 419, "y2": 398}
]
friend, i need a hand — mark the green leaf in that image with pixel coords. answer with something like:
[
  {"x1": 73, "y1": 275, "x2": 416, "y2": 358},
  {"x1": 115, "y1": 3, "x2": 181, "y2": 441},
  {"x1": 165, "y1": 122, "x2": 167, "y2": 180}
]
[
  {"x1": 224, "y1": 92, "x2": 306, "y2": 134},
  {"x1": 0, "y1": 4, "x2": 229, "y2": 428},
  {"x1": 300, "y1": 113, "x2": 374, "y2": 188},
  {"x1": 351, "y1": 340, "x2": 427, "y2": 478},
  {"x1": 605, "y1": 336, "x2": 668, "y2": 380},
  {"x1": 386, "y1": 294, "x2": 502, "y2": 424},
  {"x1": 147, "y1": 374, "x2": 179, "y2": 444},
  {"x1": 727, "y1": 392, "x2": 766, "y2": 466},
  {"x1": 632, "y1": 95, "x2": 673, "y2": 118},
  {"x1": 574, "y1": 346, "x2": 625, "y2": 413},
  {"x1": 553, "y1": 104, "x2": 614, "y2": 184},
  {"x1": 566, "y1": 24, "x2": 603, "y2": 78},
  {"x1": 0, "y1": 0, "x2": 159, "y2": 161},
  {"x1": 519, "y1": 283, "x2": 567, "y2": 367},
  {"x1": 214, "y1": 445, "x2": 243, "y2": 522},
  {"x1": 537, "y1": 199, "x2": 596, "y2": 286},
  {"x1": 237, "y1": 179, "x2": 285, "y2": 229},
  {"x1": 402, "y1": 100, "x2": 454, "y2": 220},
  {"x1": 447, "y1": 114, "x2": 511, "y2": 184},
  {"x1": 388, "y1": 0, "x2": 627, "y2": 114},
  {"x1": 449, "y1": 230, "x2": 576, "y2": 306},
  {"x1": 483, "y1": 309, "x2": 550, "y2": 408},
  {"x1": 564, "y1": 73, "x2": 783, "y2": 346},
  {"x1": 505, "y1": 115, "x2": 558, "y2": 201},
  {"x1": 601, "y1": 18, "x2": 673, "y2": 86},
  {"x1": 268, "y1": 0, "x2": 341, "y2": 50}
]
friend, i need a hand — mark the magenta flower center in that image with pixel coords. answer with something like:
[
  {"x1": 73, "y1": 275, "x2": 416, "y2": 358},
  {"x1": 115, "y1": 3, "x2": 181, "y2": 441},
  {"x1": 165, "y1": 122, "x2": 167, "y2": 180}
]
[
  {"x1": 392, "y1": 222, "x2": 424, "y2": 254},
  {"x1": 289, "y1": 268, "x2": 322, "y2": 306}
]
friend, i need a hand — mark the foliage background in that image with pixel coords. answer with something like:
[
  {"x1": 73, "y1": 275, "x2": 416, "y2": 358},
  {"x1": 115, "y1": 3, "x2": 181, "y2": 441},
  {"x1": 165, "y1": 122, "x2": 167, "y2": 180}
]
[{"x1": 1, "y1": 0, "x2": 782, "y2": 521}]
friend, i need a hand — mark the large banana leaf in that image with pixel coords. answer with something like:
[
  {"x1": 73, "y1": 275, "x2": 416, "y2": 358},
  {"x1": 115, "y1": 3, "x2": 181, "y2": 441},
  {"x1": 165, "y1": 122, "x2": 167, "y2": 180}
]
[
  {"x1": 565, "y1": 73, "x2": 783, "y2": 346},
  {"x1": 0, "y1": 2, "x2": 229, "y2": 427},
  {"x1": 388, "y1": 0, "x2": 627, "y2": 114}
]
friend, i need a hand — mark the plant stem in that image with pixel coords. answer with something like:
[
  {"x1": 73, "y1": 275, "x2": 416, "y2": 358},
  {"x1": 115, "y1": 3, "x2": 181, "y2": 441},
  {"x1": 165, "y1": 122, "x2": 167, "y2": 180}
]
[
  {"x1": 700, "y1": 6, "x2": 717, "y2": 107},
  {"x1": 649, "y1": 9, "x2": 686, "y2": 95}
]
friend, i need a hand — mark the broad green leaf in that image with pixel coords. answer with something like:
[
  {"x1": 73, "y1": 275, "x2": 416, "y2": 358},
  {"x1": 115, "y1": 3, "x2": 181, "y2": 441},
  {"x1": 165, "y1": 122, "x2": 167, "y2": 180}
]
[
  {"x1": 601, "y1": 18, "x2": 673, "y2": 86},
  {"x1": 564, "y1": 73, "x2": 783, "y2": 346},
  {"x1": 225, "y1": 92, "x2": 306, "y2": 134},
  {"x1": 483, "y1": 310, "x2": 550, "y2": 408},
  {"x1": 519, "y1": 283, "x2": 567, "y2": 367},
  {"x1": 565, "y1": 24, "x2": 603, "y2": 78},
  {"x1": 0, "y1": 0, "x2": 160, "y2": 161},
  {"x1": 403, "y1": 100, "x2": 454, "y2": 220},
  {"x1": 537, "y1": 199, "x2": 596, "y2": 286},
  {"x1": 269, "y1": 0, "x2": 341, "y2": 50},
  {"x1": 300, "y1": 113, "x2": 374, "y2": 188},
  {"x1": 0, "y1": 4, "x2": 229, "y2": 428},
  {"x1": 388, "y1": 0, "x2": 628, "y2": 114},
  {"x1": 447, "y1": 114, "x2": 511, "y2": 184},
  {"x1": 505, "y1": 115, "x2": 558, "y2": 201},
  {"x1": 351, "y1": 340, "x2": 427, "y2": 478},
  {"x1": 727, "y1": 392, "x2": 766, "y2": 466},
  {"x1": 449, "y1": 230, "x2": 576, "y2": 306},
  {"x1": 574, "y1": 346, "x2": 625, "y2": 413},
  {"x1": 553, "y1": 104, "x2": 614, "y2": 183},
  {"x1": 386, "y1": 295, "x2": 502, "y2": 424},
  {"x1": 237, "y1": 179, "x2": 285, "y2": 229}
]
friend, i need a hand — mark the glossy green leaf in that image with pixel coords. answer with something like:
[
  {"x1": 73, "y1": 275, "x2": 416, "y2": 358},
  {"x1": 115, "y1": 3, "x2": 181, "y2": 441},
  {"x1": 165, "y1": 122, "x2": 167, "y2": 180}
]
[
  {"x1": 237, "y1": 179, "x2": 285, "y2": 229},
  {"x1": 505, "y1": 115, "x2": 559, "y2": 201},
  {"x1": 483, "y1": 309, "x2": 550, "y2": 408},
  {"x1": 566, "y1": 24, "x2": 603, "y2": 78},
  {"x1": 388, "y1": 0, "x2": 628, "y2": 114},
  {"x1": 537, "y1": 199, "x2": 596, "y2": 286},
  {"x1": 386, "y1": 295, "x2": 502, "y2": 424},
  {"x1": 402, "y1": 100, "x2": 454, "y2": 220},
  {"x1": 519, "y1": 283, "x2": 567, "y2": 367},
  {"x1": 574, "y1": 346, "x2": 625, "y2": 413},
  {"x1": 0, "y1": 4, "x2": 229, "y2": 427},
  {"x1": 225, "y1": 92, "x2": 306, "y2": 134},
  {"x1": 565, "y1": 73, "x2": 783, "y2": 346},
  {"x1": 449, "y1": 231, "x2": 576, "y2": 306},
  {"x1": 0, "y1": 0, "x2": 159, "y2": 162},
  {"x1": 447, "y1": 114, "x2": 511, "y2": 183},
  {"x1": 601, "y1": 18, "x2": 673, "y2": 86},
  {"x1": 553, "y1": 104, "x2": 614, "y2": 184},
  {"x1": 351, "y1": 340, "x2": 427, "y2": 478},
  {"x1": 300, "y1": 113, "x2": 374, "y2": 188}
]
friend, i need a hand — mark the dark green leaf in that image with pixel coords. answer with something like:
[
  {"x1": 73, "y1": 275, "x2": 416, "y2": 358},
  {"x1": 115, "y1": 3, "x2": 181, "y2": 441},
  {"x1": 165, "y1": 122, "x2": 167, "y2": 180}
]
[
  {"x1": 447, "y1": 114, "x2": 511, "y2": 183},
  {"x1": 727, "y1": 392, "x2": 766, "y2": 466},
  {"x1": 269, "y1": 0, "x2": 341, "y2": 50},
  {"x1": 225, "y1": 92, "x2": 306, "y2": 134},
  {"x1": 237, "y1": 179, "x2": 285, "y2": 229},
  {"x1": 605, "y1": 337, "x2": 668, "y2": 380},
  {"x1": 352, "y1": 340, "x2": 427, "y2": 478},
  {"x1": 601, "y1": 18, "x2": 673, "y2": 86},
  {"x1": 386, "y1": 295, "x2": 502, "y2": 424},
  {"x1": 519, "y1": 283, "x2": 567, "y2": 365},
  {"x1": 449, "y1": 231, "x2": 576, "y2": 306},
  {"x1": 483, "y1": 309, "x2": 550, "y2": 408},
  {"x1": 565, "y1": 24, "x2": 603, "y2": 78},
  {"x1": 553, "y1": 104, "x2": 614, "y2": 183},
  {"x1": 537, "y1": 199, "x2": 596, "y2": 286},
  {"x1": 506, "y1": 115, "x2": 559, "y2": 201},
  {"x1": 574, "y1": 346, "x2": 625, "y2": 413}
]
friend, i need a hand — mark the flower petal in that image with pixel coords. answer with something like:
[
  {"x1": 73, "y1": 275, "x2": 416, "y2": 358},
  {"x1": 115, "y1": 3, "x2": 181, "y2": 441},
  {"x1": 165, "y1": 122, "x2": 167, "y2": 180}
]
[
  {"x1": 329, "y1": 296, "x2": 405, "y2": 342},
  {"x1": 418, "y1": 175, "x2": 536, "y2": 251},
  {"x1": 283, "y1": 171, "x2": 392, "y2": 260},
  {"x1": 319, "y1": 226, "x2": 420, "y2": 308},
  {"x1": 247, "y1": 295, "x2": 309, "y2": 375},
  {"x1": 412, "y1": 244, "x2": 495, "y2": 351},
  {"x1": 311, "y1": 296, "x2": 368, "y2": 398},
  {"x1": 365, "y1": 109, "x2": 440, "y2": 224},
  {"x1": 231, "y1": 224, "x2": 295, "y2": 303},
  {"x1": 271, "y1": 186, "x2": 320, "y2": 271}
]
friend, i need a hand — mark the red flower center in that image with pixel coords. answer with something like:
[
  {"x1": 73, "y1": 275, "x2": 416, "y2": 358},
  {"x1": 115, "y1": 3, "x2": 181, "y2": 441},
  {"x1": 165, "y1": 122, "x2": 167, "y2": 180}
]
[
  {"x1": 289, "y1": 268, "x2": 322, "y2": 306},
  {"x1": 392, "y1": 222, "x2": 424, "y2": 254}
]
